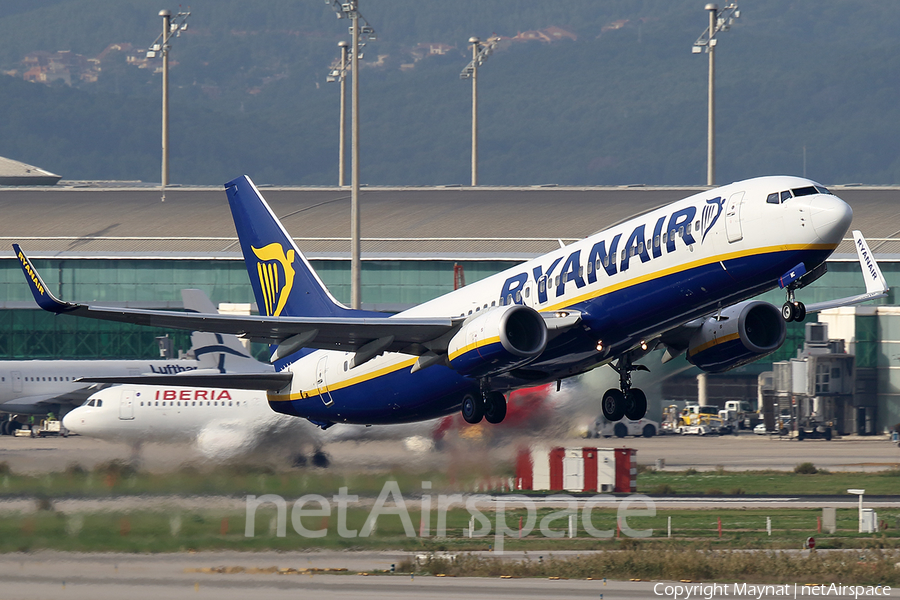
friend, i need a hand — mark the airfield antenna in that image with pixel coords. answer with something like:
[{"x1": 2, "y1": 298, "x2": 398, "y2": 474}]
[
  {"x1": 461, "y1": 35, "x2": 500, "y2": 187},
  {"x1": 147, "y1": 9, "x2": 191, "y2": 202},
  {"x1": 692, "y1": 3, "x2": 739, "y2": 187},
  {"x1": 325, "y1": 0, "x2": 376, "y2": 309}
]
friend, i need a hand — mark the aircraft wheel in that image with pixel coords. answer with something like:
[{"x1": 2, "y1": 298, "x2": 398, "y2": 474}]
[
  {"x1": 825, "y1": 427, "x2": 832, "y2": 441},
  {"x1": 782, "y1": 302, "x2": 796, "y2": 322},
  {"x1": 483, "y1": 392, "x2": 507, "y2": 425},
  {"x1": 624, "y1": 388, "x2": 647, "y2": 420},
  {"x1": 312, "y1": 450, "x2": 330, "y2": 468},
  {"x1": 797, "y1": 428, "x2": 805, "y2": 441},
  {"x1": 0, "y1": 421, "x2": 8, "y2": 436},
  {"x1": 614, "y1": 423, "x2": 628, "y2": 438},
  {"x1": 794, "y1": 302, "x2": 806, "y2": 322},
  {"x1": 461, "y1": 394, "x2": 484, "y2": 424},
  {"x1": 642, "y1": 424, "x2": 656, "y2": 438},
  {"x1": 601, "y1": 389, "x2": 625, "y2": 422}
]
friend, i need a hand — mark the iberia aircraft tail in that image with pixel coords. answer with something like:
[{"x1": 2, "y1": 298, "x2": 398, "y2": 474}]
[{"x1": 225, "y1": 175, "x2": 362, "y2": 319}]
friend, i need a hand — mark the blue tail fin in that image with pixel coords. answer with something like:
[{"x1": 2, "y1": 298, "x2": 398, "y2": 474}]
[{"x1": 225, "y1": 175, "x2": 353, "y2": 318}]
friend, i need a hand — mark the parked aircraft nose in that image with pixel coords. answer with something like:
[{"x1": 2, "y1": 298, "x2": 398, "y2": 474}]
[
  {"x1": 809, "y1": 194, "x2": 852, "y2": 244},
  {"x1": 62, "y1": 408, "x2": 87, "y2": 434}
]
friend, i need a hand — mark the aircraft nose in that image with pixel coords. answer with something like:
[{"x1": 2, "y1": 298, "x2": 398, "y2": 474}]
[
  {"x1": 809, "y1": 194, "x2": 852, "y2": 244},
  {"x1": 62, "y1": 409, "x2": 85, "y2": 434}
]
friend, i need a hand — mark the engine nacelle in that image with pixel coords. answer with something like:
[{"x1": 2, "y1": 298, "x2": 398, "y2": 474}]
[
  {"x1": 686, "y1": 300, "x2": 786, "y2": 373},
  {"x1": 448, "y1": 304, "x2": 548, "y2": 378}
]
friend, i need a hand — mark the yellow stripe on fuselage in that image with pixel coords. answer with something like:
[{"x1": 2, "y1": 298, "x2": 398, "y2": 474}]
[
  {"x1": 269, "y1": 242, "x2": 834, "y2": 403},
  {"x1": 542, "y1": 243, "x2": 835, "y2": 313}
]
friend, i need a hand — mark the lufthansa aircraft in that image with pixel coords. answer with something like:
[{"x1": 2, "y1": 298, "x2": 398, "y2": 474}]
[{"x1": 14, "y1": 175, "x2": 887, "y2": 430}]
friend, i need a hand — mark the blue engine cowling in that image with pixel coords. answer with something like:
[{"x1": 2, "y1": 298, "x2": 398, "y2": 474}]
[
  {"x1": 447, "y1": 304, "x2": 548, "y2": 378},
  {"x1": 686, "y1": 300, "x2": 786, "y2": 373}
]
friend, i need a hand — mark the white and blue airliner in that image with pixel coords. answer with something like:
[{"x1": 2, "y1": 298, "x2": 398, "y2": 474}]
[{"x1": 14, "y1": 175, "x2": 886, "y2": 429}]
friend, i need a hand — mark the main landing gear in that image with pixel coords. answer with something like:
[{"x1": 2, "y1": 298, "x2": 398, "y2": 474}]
[
  {"x1": 782, "y1": 289, "x2": 806, "y2": 323},
  {"x1": 461, "y1": 384, "x2": 508, "y2": 425},
  {"x1": 602, "y1": 357, "x2": 649, "y2": 422}
]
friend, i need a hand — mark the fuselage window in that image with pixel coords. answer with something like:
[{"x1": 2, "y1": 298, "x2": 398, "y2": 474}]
[
  {"x1": 620, "y1": 249, "x2": 627, "y2": 261},
  {"x1": 694, "y1": 221, "x2": 700, "y2": 231},
  {"x1": 538, "y1": 278, "x2": 545, "y2": 293},
  {"x1": 468, "y1": 310, "x2": 472, "y2": 315},
  {"x1": 637, "y1": 241, "x2": 644, "y2": 254},
  {"x1": 475, "y1": 306, "x2": 480, "y2": 312},
  {"x1": 766, "y1": 192, "x2": 779, "y2": 204},
  {"x1": 343, "y1": 361, "x2": 348, "y2": 371},
  {"x1": 214, "y1": 401, "x2": 218, "y2": 406},
  {"x1": 507, "y1": 294, "x2": 514, "y2": 305},
  {"x1": 491, "y1": 300, "x2": 496, "y2": 307},
  {"x1": 524, "y1": 287, "x2": 530, "y2": 299},
  {"x1": 587, "y1": 261, "x2": 594, "y2": 275},
  {"x1": 678, "y1": 226, "x2": 684, "y2": 238},
  {"x1": 555, "y1": 275, "x2": 560, "y2": 286},
  {"x1": 140, "y1": 402, "x2": 144, "y2": 406},
  {"x1": 483, "y1": 304, "x2": 488, "y2": 309},
  {"x1": 780, "y1": 190, "x2": 792, "y2": 202},
  {"x1": 192, "y1": 401, "x2": 196, "y2": 406},
  {"x1": 654, "y1": 235, "x2": 660, "y2": 248},
  {"x1": 155, "y1": 401, "x2": 158, "y2": 406},
  {"x1": 602, "y1": 255, "x2": 609, "y2": 268},
  {"x1": 229, "y1": 401, "x2": 233, "y2": 406},
  {"x1": 515, "y1": 290, "x2": 522, "y2": 302}
]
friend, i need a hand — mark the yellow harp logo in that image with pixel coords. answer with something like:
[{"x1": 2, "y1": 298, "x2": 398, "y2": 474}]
[{"x1": 252, "y1": 243, "x2": 296, "y2": 317}]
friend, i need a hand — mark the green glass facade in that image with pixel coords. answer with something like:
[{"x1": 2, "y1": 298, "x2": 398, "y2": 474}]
[
  {"x1": 0, "y1": 257, "x2": 895, "y2": 361},
  {"x1": 0, "y1": 258, "x2": 515, "y2": 359}
]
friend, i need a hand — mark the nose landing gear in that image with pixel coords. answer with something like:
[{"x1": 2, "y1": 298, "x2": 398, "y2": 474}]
[
  {"x1": 782, "y1": 289, "x2": 806, "y2": 323},
  {"x1": 602, "y1": 357, "x2": 649, "y2": 422}
]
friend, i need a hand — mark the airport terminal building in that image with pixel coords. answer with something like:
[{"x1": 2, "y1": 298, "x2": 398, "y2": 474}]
[{"x1": 1, "y1": 182, "x2": 899, "y2": 431}]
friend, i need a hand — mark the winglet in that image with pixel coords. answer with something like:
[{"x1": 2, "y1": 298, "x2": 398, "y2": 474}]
[
  {"x1": 12, "y1": 244, "x2": 74, "y2": 314},
  {"x1": 852, "y1": 231, "x2": 888, "y2": 295}
]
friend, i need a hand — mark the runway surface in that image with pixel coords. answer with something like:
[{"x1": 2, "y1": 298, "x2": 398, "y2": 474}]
[
  {"x1": 1, "y1": 431, "x2": 898, "y2": 475},
  {"x1": 0, "y1": 551, "x2": 896, "y2": 600}
]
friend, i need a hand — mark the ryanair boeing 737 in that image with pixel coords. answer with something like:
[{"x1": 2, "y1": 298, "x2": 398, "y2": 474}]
[{"x1": 13, "y1": 175, "x2": 887, "y2": 429}]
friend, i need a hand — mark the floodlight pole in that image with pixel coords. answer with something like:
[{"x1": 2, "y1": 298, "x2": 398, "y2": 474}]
[
  {"x1": 693, "y1": 3, "x2": 739, "y2": 187},
  {"x1": 350, "y1": 10, "x2": 361, "y2": 309},
  {"x1": 461, "y1": 36, "x2": 498, "y2": 187},
  {"x1": 160, "y1": 9, "x2": 171, "y2": 200},
  {"x1": 338, "y1": 41, "x2": 349, "y2": 188},
  {"x1": 470, "y1": 37, "x2": 479, "y2": 187},
  {"x1": 706, "y1": 4, "x2": 716, "y2": 187}
]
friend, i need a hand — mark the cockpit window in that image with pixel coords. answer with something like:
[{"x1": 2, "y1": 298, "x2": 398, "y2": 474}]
[
  {"x1": 814, "y1": 185, "x2": 832, "y2": 195},
  {"x1": 87, "y1": 399, "x2": 95, "y2": 406},
  {"x1": 780, "y1": 190, "x2": 792, "y2": 202},
  {"x1": 766, "y1": 193, "x2": 779, "y2": 204},
  {"x1": 791, "y1": 186, "x2": 818, "y2": 197}
]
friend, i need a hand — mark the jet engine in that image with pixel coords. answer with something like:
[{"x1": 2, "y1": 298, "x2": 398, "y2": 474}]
[
  {"x1": 686, "y1": 300, "x2": 786, "y2": 373},
  {"x1": 447, "y1": 304, "x2": 548, "y2": 378}
]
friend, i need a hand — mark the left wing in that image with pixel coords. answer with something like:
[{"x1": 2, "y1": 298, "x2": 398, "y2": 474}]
[{"x1": 14, "y1": 244, "x2": 457, "y2": 354}]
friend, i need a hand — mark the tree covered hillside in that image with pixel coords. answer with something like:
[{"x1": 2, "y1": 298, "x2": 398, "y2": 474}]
[{"x1": 0, "y1": 0, "x2": 898, "y2": 186}]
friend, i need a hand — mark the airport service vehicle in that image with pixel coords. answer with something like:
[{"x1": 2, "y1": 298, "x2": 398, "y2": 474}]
[
  {"x1": 724, "y1": 400, "x2": 761, "y2": 429},
  {"x1": 753, "y1": 423, "x2": 769, "y2": 435},
  {"x1": 14, "y1": 175, "x2": 888, "y2": 430},
  {"x1": 0, "y1": 289, "x2": 271, "y2": 434},
  {"x1": 591, "y1": 415, "x2": 658, "y2": 438}
]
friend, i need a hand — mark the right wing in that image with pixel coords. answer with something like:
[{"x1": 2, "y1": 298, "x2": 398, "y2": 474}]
[{"x1": 805, "y1": 230, "x2": 889, "y2": 313}]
